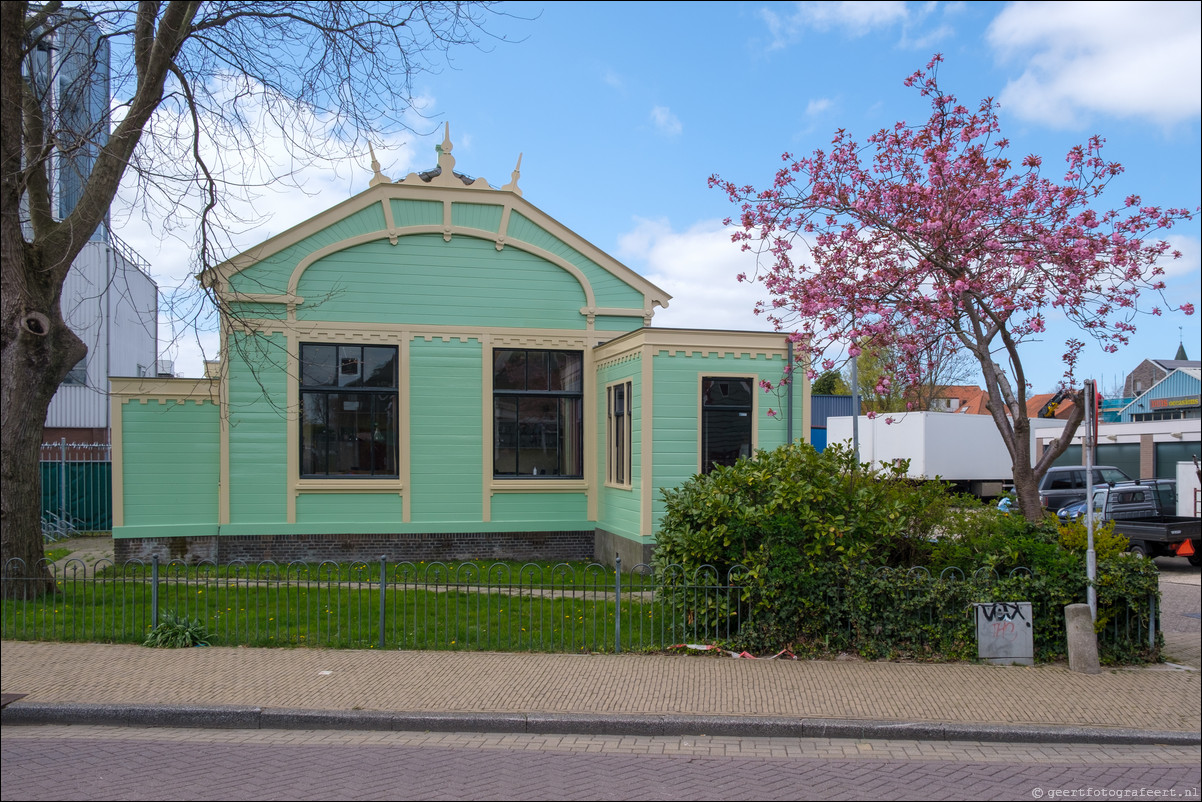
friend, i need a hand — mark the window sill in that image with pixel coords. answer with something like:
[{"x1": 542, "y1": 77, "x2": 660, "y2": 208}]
[
  {"x1": 295, "y1": 478, "x2": 403, "y2": 494},
  {"x1": 603, "y1": 481, "x2": 634, "y2": 491},
  {"x1": 489, "y1": 478, "x2": 588, "y2": 493}
]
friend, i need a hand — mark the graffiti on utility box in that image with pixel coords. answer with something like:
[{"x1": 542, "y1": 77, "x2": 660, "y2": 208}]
[{"x1": 974, "y1": 601, "x2": 1033, "y2": 666}]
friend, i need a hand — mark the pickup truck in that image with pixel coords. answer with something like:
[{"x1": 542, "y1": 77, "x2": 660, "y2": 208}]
[{"x1": 1084, "y1": 480, "x2": 1202, "y2": 565}]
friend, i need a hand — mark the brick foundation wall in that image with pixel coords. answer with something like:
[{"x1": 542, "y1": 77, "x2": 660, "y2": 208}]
[{"x1": 114, "y1": 531, "x2": 596, "y2": 565}]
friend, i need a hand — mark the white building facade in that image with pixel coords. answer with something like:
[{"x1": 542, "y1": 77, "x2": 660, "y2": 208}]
[{"x1": 44, "y1": 237, "x2": 159, "y2": 444}]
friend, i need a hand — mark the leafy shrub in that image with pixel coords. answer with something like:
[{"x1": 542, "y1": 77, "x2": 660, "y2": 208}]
[
  {"x1": 1058, "y1": 518, "x2": 1129, "y2": 560},
  {"x1": 143, "y1": 611, "x2": 210, "y2": 648},
  {"x1": 927, "y1": 505, "x2": 1072, "y2": 575},
  {"x1": 652, "y1": 443, "x2": 1161, "y2": 663},
  {"x1": 653, "y1": 442, "x2": 955, "y2": 643},
  {"x1": 654, "y1": 442, "x2": 951, "y2": 570}
]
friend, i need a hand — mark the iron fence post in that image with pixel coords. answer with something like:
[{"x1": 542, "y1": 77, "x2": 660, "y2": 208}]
[
  {"x1": 614, "y1": 554, "x2": 621, "y2": 654},
  {"x1": 379, "y1": 556, "x2": 387, "y2": 650},
  {"x1": 151, "y1": 555, "x2": 160, "y2": 628},
  {"x1": 59, "y1": 438, "x2": 67, "y2": 525},
  {"x1": 1149, "y1": 593, "x2": 1157, "y2": 650}
]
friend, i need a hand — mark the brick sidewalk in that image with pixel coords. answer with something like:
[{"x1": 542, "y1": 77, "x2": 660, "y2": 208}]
[{"x1": 3, "y1": 641, "x2": 1198, "y2": 735}]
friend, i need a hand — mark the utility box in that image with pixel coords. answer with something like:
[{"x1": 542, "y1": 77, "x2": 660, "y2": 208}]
[{"x1": 974, "y1": 602, "x2": 1034, "y2": 666}]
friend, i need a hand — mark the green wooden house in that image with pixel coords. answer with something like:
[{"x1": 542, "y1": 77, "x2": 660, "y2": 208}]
[{"x1": 111, "y1": 128, "x2": 810, "y2": 566}]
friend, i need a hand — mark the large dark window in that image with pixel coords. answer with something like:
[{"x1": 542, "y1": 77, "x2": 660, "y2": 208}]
[
  {"x1": 300, "y1": 344, "x2": 398, "y2": 478},
  {"x1": 494, "y1": 349, "x2": 583, "y2": 478},
  {"x1": 702, "y1": 377, "x2": 752, "y2": 473}
]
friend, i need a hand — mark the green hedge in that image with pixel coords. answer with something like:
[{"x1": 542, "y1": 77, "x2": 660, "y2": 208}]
[{"x1": 653, "y1": 442, "x2": 1162, "y2": 664}]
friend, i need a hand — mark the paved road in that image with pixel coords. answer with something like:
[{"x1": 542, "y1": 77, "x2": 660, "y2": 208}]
[{"x1": 2, "y1": 726, "x2": 1199, "y2": 801}]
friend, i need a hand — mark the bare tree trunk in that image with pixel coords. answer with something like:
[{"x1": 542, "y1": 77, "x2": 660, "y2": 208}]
[
  {"x1": 1, "y1": 244, "x2": 85, "y2": 597},
  {"x1": 1008, "y1": 416, "x2": 1043, "y2": 523}
]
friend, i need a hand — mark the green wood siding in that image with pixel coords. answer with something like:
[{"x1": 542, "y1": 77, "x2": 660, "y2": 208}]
[
  {"x1": 409, "y1": 337, "x2": 484, "y2": 522},
  {"x1": 451, "y1": 202, "x2": 503, "y2": 233},
  {"x1": 390, "y1": 199, "x2": 442, "y2": 228},
  {"x1": 505, "y1": 212, "x2": 646, "y2": 310},
  {"x1": 295, "y1": 235, "x2": 588, "y2": 329},
  {"x1": 118, "y1": 399, "x2": 219, "y2": 536},
  {"x1": 296, "y1": 493, "x2": 403, "y2": 524},
  {"x1": 228, "y1": 204, "x2": 387, "y2": 295},
  {"x1": 226, "y1": 333, "x2": 288, "y2": 524},
  {"x1": 489, "y1": 492, "x2": 589, "y2": 528}
]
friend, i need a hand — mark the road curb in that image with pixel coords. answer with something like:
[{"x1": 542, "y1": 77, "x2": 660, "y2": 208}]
[{"x1": 3, "y1": 702, "x2": 1199, "y2": 746}]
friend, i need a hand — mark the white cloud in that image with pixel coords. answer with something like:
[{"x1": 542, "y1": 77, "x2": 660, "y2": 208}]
[
  {"x1": 617, "y1": 218, "x2": 775, "y2": 332},
  {"x1": 1158, "y1": 234, "x2": 1201, "y2": 281},
  {"x1": 987, "y1": 2, "x2": 1202, "y2": 128},
  {"x1": 650, "y1": 106, "x2": 682, "y2": 136},
  {"x1": 802, "y1": 1, "x2": 910, "y2": 34},
  {"x1": 806, "y1": 97, "x2": 833, "y2": 116},
  {"x1": 758, "y1": 1, "x2": 950, "y2": 50}
]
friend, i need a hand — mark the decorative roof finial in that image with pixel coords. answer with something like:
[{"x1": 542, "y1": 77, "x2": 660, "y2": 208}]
[
  {"x1": 436, "y1": 122, "x2": 456, "y2": 174},
  {"x1": 368, "y1": 142, "x2": 389, "y2": 186},
  {"x1": 502, "y1": 153, "x2": 523, "y2": 196},
  {"x1": 401, "y1": 122, "x2": 492, "y2": 189}
]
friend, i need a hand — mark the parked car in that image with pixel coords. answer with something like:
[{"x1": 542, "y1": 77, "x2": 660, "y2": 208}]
[
  {"x1": 1038, "y1": 465, "x2": 1131, "y2": 513},
  {"x1": 1084, "y1": 480, "x2": 1201, "y2": 564},
  {"x1": 1058, "y1": 478, "x2": 1178, "y2": 523},
  {"x1": 1056, "y1": 499, "x2": 1088, "y2": 522}
]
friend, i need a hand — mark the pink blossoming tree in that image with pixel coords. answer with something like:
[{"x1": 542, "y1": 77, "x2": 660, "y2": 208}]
[{"x1": 710, "y1": 56, "x2": 1195, "y2": 521}]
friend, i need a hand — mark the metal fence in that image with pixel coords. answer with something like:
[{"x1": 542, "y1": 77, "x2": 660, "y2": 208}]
[
  {"x1": 1, "y1": 557, "x2": 744, "y2": 653},
  {"x1": 40, "y1": 440, "x2": 112, "y2": 539},
  {"x1": 1, "y1": 556, "x2": 1157, "y2": 659}
]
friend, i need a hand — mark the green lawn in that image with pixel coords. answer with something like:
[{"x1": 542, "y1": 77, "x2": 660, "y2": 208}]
[{"x1": 1, "y1": 575, "x2": 712, "y2": 653}]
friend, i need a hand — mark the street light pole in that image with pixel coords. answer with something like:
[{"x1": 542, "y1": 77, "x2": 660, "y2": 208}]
[{"x1": 1083, "y1": 379, "x2": 1097, "y2": 621}]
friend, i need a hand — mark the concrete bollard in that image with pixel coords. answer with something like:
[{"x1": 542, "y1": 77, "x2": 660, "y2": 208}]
[{"x1": 1064, "y1": 603, "x2": 1101, "y2": 674}]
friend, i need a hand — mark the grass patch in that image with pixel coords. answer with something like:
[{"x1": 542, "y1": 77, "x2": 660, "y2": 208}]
[
  {"x1": 1, "y1": 575, "x2": 699, "y2": 653},
  {"x1": 43, "y1": 548, "x2": 72, "y2": 563}
]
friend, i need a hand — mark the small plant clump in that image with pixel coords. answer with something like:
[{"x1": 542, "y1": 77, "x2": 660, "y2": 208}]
[
  {"x1": 143, "y1": 612, "x2": 210, "y2": 648},
  {"x1": 1058, "y1": 518, "x2": 1130, "y2": 560}
]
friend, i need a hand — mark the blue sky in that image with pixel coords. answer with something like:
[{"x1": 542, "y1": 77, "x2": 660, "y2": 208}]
[{"x1": 122, "y1": 1, "x2": 1201, "y2": 396}]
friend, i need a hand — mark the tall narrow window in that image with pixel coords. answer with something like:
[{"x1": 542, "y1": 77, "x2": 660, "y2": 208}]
[
  {"x1": 607, "y1": 381, "x2": 632, "y2": 486},
  {"x1": 300, "y1": 344, "x2": 398, "y2": 478},
  {"x1": 701, "y1": 377, "x2": 753, "y2": 473},
  {"x1": 493, "y1": 349, "x2": 583, "y2": 478}
]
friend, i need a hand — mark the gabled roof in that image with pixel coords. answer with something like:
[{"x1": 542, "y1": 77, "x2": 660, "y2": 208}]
[
  {"x1": 935, "y1": 385, "x2": 990, "y2": 415},
  {"x1": 1151, "y1": 359, "x2": 1201, "y2": 373},
  {"x1": 934, "y1": 385, "x2": 1078, "y2": 419},
  {"x1": 200, "y1": 124, "x2": 672, "y2": 319},
  {"x1": 1117, "y1": 367, "x2": 1202, "y2": 414}
]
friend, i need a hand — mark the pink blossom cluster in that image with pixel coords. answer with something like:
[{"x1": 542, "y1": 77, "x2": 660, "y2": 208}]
[{"x1": 709, "y1": 55, "x2": 1195, "y2": 413}]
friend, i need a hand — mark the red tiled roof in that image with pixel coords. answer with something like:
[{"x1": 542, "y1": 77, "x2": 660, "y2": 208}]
[{"x1": 932, "y1": 387, "x2": 1077, "y2": 418}]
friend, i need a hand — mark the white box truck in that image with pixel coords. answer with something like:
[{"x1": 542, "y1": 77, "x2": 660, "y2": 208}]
[{"x1": 825, "y1": 412, "x2": 1067, "y2": 498}]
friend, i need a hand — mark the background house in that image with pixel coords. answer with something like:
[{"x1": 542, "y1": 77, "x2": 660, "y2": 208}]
[
  {"x1": 1122, "y1": 343, "x2": 1198, "y2": 399},
  {"x1": 110, "y1": 129, "x2": 809, "y2": 565}
]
